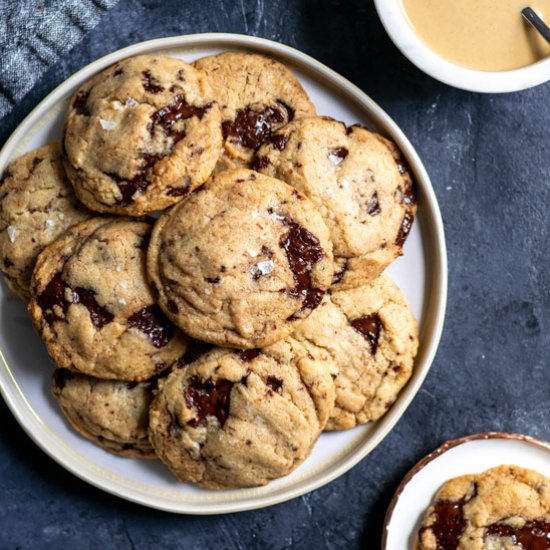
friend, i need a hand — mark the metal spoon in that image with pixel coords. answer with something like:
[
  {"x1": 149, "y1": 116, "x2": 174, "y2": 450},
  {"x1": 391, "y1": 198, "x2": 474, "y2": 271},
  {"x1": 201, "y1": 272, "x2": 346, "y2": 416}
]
[{"x1": 522, "y1": 7, "x2": 550, "y2": 44}]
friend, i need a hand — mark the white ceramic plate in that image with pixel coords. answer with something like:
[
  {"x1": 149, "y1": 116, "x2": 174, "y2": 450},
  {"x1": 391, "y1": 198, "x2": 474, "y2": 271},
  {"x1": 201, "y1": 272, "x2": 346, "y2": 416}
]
[
  {"x1": 374, "y1": 0, "x2": 550, "y2": 93},
  {"x1": 0, "y1": 33, "x2": 447, "y2": 514},
  {"x1": 383, "y1": 433, "x2": 550, "y2": 548}
]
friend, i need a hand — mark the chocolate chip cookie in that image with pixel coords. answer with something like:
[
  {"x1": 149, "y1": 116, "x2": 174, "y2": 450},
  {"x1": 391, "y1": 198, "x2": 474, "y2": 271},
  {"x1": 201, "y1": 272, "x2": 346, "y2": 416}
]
[
  {"x1": 0, "y1": 142, "x2": 91, "y2": 299},
  {"x1": 148, "y1": 340, "x2": 335, "y2": 489},
  {"x1": 416, "y1": 465, "x2": 550, "y2": 549},
  {"x1": 29, "y1": 217, "x2": 188, "y2": 380},
  {"x1": 292, "y1": 274, "x2": 418, "y2": 430},
  {"x1": 147, "y1": 168, "x2": 334, "y2": 349},
  {"x1": 63, "y1": 55, "x2": 222, "y2": 215},
  {"x1": 254, "y1": 117, "x2": 416, "y2": 288},
  {"x1": 194, "y1": 52, "x2": 316, "y2": 170},
  {"x1": 52, "y1": 368, "x2": 156, "y2": 458}
]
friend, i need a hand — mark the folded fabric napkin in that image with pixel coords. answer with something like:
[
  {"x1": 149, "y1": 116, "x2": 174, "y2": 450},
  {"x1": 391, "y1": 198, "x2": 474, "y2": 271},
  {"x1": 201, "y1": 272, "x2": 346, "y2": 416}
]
[{"x1": 0, "y1": 0, "x2": 118, "y2": 120}]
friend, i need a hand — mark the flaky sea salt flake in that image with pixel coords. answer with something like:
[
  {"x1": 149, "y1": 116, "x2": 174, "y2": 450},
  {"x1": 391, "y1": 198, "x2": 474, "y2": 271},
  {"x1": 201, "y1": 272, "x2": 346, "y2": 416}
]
[
  {"x1": 65, "y1": 287, "x2": 78, "y2": 303},
  {"x1": 339, "y1": 178, "x2": 350, "y2": 189},
  {"x1": 269, "y1": 211, "x2": 285, "y2": 222},
  {"x1": 6, "y1": 225, "x2": 17, "y2": 243},
  {"x1": 99, "y1": 119, "x2": 117, "y2": 130},
  {"x1": 328, "y1": 152, "x2": 344, "y2": 165},
  {"x1": 255, "y1": 260, "x2": 274, "y2": 276}
]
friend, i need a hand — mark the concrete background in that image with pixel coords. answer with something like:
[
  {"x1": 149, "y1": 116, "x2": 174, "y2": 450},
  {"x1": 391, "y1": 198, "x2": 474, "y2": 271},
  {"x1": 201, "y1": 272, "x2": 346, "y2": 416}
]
[{"x1": 1, "y1": 1, "x2": 549, "y2": 548}]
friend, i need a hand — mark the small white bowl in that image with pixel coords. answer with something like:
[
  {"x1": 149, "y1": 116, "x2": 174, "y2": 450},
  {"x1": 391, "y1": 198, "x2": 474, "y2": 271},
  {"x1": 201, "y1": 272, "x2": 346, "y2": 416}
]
[{"x1": 374, "y1": 0, "x2": 550, "y2": 93}]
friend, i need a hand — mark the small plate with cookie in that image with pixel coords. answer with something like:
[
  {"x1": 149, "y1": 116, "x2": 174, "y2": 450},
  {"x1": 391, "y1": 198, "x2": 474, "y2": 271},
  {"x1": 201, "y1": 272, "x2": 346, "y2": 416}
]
[
  {"x1": 0, "y1": 34, "x2": 446, "y2": 513},
  {"x1": 383, "y1": 432, "x2": 550, "y2": 548}
]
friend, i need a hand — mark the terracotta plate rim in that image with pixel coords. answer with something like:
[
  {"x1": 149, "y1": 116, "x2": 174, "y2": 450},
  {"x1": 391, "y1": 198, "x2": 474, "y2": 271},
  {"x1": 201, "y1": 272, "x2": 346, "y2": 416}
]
[{"x1": 381, "y1": 431, "x2": 550, "y2": 548}]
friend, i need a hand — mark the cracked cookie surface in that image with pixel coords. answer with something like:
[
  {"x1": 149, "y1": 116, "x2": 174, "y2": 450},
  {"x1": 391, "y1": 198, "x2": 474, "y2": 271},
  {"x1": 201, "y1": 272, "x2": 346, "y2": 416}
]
[
  {"x1": 292, "y1": 274, "x2": 418, "y2": 430},
  {"x1": 416, "y1": 465, "x2": 550, "y2": 549},
  {"x1": 63, "y1": 55, "x2": 222, "y2": 215},
  {"x1": 148, "y1": 339, "x2": 335, "y2": 489},
  {"x1": 29, "y1": 217, "x2": 188, "y2": 380},
  {"x1": 255, "y1": 117, "x2": 416, "y2": 288},
  {"x1": 0, "y1": 142, "x2": 91, "y2": 299},
  {"x1": 52, "y1": 368, "x2": 156, "y2": 458},
  {"x1": 193, "y1": 52, "x2": 315, "y2": 171},
  {"x1": 147, "y1": 168, "x2": 334, "y2": 349}
]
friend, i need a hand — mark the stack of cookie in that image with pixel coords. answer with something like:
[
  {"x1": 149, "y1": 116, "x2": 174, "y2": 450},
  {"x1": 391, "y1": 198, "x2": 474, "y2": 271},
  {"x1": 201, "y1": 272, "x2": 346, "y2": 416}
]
[{"x1": 0, "y1": 52, "x2": 419, "y2": 489}]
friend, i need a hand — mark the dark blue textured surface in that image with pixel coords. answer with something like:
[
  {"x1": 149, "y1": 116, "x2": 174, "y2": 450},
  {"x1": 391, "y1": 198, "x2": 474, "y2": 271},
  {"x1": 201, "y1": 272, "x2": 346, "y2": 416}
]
[{"x1": 1, "y1": 1, "x2": 549, "y2": 548}]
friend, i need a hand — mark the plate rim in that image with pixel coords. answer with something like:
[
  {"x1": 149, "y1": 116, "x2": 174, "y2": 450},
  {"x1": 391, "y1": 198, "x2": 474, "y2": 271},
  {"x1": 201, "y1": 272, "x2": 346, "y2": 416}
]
[
  {"x1": 381, "y1": 432, "x2": 550, "y2": 548},
  {"x1": 0, "y1": 32, "x2": 448, "y2": 514}
]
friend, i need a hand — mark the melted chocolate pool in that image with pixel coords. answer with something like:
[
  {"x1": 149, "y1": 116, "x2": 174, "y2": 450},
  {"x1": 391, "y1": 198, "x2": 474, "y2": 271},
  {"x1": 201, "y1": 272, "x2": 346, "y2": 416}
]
[
  {"x1": 485, "y1": 520, "x2": 550, "y2": 549},
  {"x1": 127, "y1": 305, "x2": 174, "y2": 348},
  {"x1": 350, "y1": 314, "x2": 383, "y2": 354},
  {"x1": 278, "y1": 216, "x2": 325, "y2": 320},
  {"x1": 37, "y1": 273, "x2": 113, "y2": 329},
  {"x1": 184, "y1": 376, "x2": 234, "y2": 427}
]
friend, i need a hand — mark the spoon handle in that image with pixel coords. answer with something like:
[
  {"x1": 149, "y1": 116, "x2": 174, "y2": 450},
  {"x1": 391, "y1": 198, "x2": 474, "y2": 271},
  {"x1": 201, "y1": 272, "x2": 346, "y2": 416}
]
[{"x1": 522, "y1": 7, "x2": 550, "y2": 45}]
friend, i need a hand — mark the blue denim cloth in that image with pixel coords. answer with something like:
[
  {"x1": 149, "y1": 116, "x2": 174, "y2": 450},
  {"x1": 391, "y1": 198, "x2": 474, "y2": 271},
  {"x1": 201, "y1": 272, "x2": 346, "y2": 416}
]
[{"x1": 0, "y1": 0, "x2": 118, "y2": 119}]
